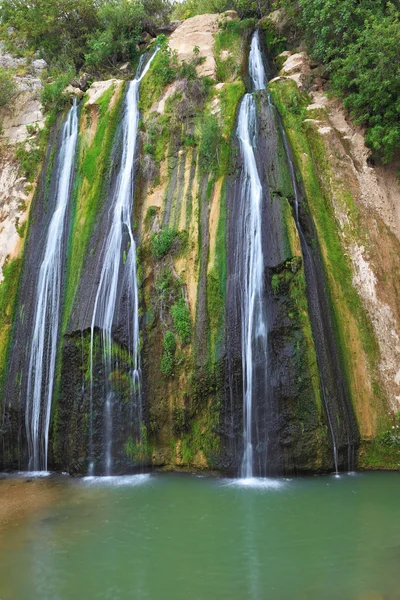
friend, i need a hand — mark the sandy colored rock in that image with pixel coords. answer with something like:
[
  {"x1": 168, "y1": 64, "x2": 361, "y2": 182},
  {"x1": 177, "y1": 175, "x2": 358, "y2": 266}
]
[
  {"x1": 0, "y1": 47, "x2": 47, "y2": 280},
  {"x1": 85, "y1": 79, "x2": 123, "y2": 106},
  {"x1": 168, "y1": 14, "x2": 220, "y2": 78},
  {"x1": 280, "y1": 52, "x2": 311, "y2": 90},
  {"x1": 63, "y1": 85, "x2": 84, "y2": 99}
]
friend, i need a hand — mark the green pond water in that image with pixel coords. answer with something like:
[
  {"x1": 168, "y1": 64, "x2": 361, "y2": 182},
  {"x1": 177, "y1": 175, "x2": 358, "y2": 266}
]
[{"x1": 0, "y1": 472, "x2": 399, "y2": 600}]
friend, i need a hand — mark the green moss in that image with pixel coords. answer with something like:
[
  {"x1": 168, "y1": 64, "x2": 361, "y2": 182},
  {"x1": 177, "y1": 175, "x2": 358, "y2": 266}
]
[
  {"x1": 160, "y1": 330, "x2": 176, "y2": 378},
  {"x1": 143, "y1": 112, "x2": 169, "y2": 163},
  {"x1": 179, "y1": 397, "x2": 221, "y2": 467},
  {"x1": 139, "y1": 42, "x2": 178, "y2": 114},
  {"x1": 171, "y1": 298, "x2": 191, "y2": 345},
  {"x1": 260, "y1": 18, "x2": 287, "y2": 59},
  {"x1": 269, "y1": 78, "x2": 379, "y2": 415},
  {"x1": 62, "y1": 82, "x2": 125, "y2": 332},
  {"x1": 214, "y1": 19, "x2": 255, "y2": 83},
  {"x1": 124, "y1": 424, "x2": 151, "y2": 462},
  {"x1": 272, "y1": 257, "x2": 322, "y2": 414},
  {"x1": 359, "y1": 440, "x2": 400, "y2": 470},
  {"x1": 0, "y1": 257, "x2": 23, "y2": 396}
]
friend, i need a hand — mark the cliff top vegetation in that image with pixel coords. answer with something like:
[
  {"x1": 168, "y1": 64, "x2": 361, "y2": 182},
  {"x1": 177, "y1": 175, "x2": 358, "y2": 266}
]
[{"x1": 0, "y1": 0, "x2": 399, "y2": 163}]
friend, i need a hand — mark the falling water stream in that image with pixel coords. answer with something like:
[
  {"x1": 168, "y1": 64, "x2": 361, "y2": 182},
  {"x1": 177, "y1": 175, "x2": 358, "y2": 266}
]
[
  {"x1": 237, "y1": 31, "x2": 268, "y2": 478},
  {"x1": 25, "y1": 100, "x2": 78, "y2": 472},
  {"x1": 89, "y1": 50, "x2": 157, "y2": 476},
  {"x1": 238, "y1": 30, "x2": 348, "y2": 476}
]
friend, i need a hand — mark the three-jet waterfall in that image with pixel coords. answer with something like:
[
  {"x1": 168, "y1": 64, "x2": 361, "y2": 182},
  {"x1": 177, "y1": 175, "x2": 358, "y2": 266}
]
[
  {"x1": 25, "y1": 100, "x2": 78, "y2": 472},
  {"x1": 89, "y1": 50, "x2": 157, "y2": 476},
  {"x1": 236, "y1": 31, "x2": 268, "y2": 479}
]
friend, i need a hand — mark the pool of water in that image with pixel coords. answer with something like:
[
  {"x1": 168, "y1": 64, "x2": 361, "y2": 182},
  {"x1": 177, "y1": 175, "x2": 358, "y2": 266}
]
[{"x1": 0, "y1": 472, "x2": 399, "y2": 599}]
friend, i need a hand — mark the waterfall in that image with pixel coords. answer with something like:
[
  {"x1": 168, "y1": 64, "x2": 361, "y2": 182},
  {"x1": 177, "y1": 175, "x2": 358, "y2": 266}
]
[
  {"x1": 237, "y1": 31, "x2": 268, "y2": 479},
  {"x1": 25, "y1": 99, "x2": 79, "y2": 472},
  {"x1": 248, "y1": 30, "x2": 266, "y2": 91},
  {"x1": 89, "y1": 50, "x2": 157, "y2": 476}
]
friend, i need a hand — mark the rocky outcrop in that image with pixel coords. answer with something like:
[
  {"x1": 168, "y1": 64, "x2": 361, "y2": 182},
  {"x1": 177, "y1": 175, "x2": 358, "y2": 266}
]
[
  {"x1": 0, "y1": 45, "x2": 46, "y2": 281},
  {"x1": 168, "y1": 12, "x2": 237, "y2": 78}
]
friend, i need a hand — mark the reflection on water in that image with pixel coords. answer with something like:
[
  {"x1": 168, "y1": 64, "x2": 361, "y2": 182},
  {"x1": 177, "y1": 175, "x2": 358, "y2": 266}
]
[{"x1": 0, "y1": 472, "x2": 399, "y2": 599}]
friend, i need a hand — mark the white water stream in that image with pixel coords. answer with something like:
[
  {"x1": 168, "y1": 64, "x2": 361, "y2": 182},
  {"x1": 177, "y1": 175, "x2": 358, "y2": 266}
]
[
  {"x1": 26, "y1": 100, "x2": 78, "y2": 471},
  {"x1": 89, "y1": 50, "x2": 157, "y2": 476},
  {"x1": 237, "y1": 31, "x2": 268, "y2": 478}
]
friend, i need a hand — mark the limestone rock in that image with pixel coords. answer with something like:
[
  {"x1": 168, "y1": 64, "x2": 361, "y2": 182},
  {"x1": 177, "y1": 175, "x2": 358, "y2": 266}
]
[
  {"x1": 85, "y1": 79, "x2": 123, "y2": 106},
  {"x1": 31, "y1": 58, "x2": 47, "y2": 73},
  {"x1": 280, "y1": 52, "x2": 311, "y2": 90},
  {"x1": 168, "y1": 14, "x2": 220, "y2": 78},
  {"x1": 63, "y1": 85, "x2": 84, "y2": 99},
  {"x1": 0, "y1": 42, "x2": 25, "y2": 70},
  {"x1": 71, "y1": 73, "x2": 91, "y2": 91}
]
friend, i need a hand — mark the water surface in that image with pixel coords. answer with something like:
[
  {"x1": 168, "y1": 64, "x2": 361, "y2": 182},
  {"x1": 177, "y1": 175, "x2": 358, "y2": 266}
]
[{"x1": 0, "y1": 472, "x2": 399, "y2": 599}]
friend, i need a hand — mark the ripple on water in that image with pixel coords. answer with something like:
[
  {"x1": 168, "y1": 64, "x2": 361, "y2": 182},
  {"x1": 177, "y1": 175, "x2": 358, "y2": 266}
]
[{"x1": 82, "y1": 474, "x2": 151, "y2": 487}]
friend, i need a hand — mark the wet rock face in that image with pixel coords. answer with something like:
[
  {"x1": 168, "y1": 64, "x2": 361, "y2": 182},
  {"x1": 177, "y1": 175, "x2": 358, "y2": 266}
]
[
  {"x1": 223, "y1": 91, "x2": 343, "y2": 475},
  {"x1": 55, "y1": 332, "x2": 149, "y2": 475}
]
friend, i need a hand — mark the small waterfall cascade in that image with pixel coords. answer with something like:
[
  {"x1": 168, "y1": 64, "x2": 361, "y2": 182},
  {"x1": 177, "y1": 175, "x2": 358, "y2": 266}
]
[
  {"x1": 25, "y1": 99, "x2": 79, "y2": 471},
  {"x1": 89, "y1": 50, "x2": 157, "y2": 476},
  {"x1": 237, "y1": 31, "x2": 268, "y2": 479}
]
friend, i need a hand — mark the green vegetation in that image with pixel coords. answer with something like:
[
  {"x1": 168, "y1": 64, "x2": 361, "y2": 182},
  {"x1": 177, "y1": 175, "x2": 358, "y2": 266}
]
[
  {"x1": 41, "y1": 70, "x2": 74, "y2": 112},
  {"x1": 160, "y1": 330, "x2": 177, "y2": 377},
  {"x1": 62, "y1": 82, "x2": 124, "y2": 332},
  {"x1": 0, "y1": 67, "x2": 17, "y2": 107},
  {"x1": 150, "y1": 228, "x2": 178, "y2": 259},
  {"x1": 0, "y1": 258, "x2": 22, "y2": 396},
  {"x1": 124, "y1": 425, "x2": 151, "y2": 462},
  {"x1": 171, "y1": 298, "x2": 192, "y2": 345},
  {"x1": 198, "y1": 114, "x2": 222, "y2": 175},
  {"x1": 0, "y1": 0, "x2": 170, "y2": 72},
  {"x1": 260, "y1": 16, "x2": 286, "y2": 57},
  {"x1": 214, "y1": 18, "x2": 255, "y2": 82},
  {"x1": 275, "y1": 0, "x2": 400, "y2": 162},
  {"x1": 269, "y1": 77, "x2": 379, "y2": 411},
  {"x1": 172, "y1": 0, "x2": 271, "y2": 19}
]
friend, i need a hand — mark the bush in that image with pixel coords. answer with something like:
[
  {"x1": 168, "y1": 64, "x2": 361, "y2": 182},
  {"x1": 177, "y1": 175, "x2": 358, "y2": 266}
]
[
  {"x1": 198, "y1": 114, "x2": 222, "y2": 174},
  {"x1": 0, "y1": 68, "x2": 17, "y2": 107},
  {"x1": 163, "y1": 330, "x2": 176, "y2": 354},
  {"x1": 85, "y1": 0, "x2": 145, "y2": 68},
  {"x1": 171, "y1": 298, "x2": 191, "y2": 344},
  {"x1": 41, "y1": 70, "x2": 73, "y2": 111},
  {"x1": 291, "y1": 0, "x2": 400, "y2": 161},
  {"x1": 160, "y1": 331, "x2": 176, "y2": 378},
  {"x1": 150, "y1": 228, "x2": 177, "y2": 259}
]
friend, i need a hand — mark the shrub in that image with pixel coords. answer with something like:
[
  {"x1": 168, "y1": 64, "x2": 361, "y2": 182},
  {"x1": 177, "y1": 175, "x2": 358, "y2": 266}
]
[
  {"x1": 163, "y1": 330, "x2": 176, "y2": 355},
  {"x1": 0, "y1": 67, "x2": 17, "y2": 107},
  {"x1": 41, "y1": 70, "x2": 73, "y2": 112},
  {"x1": 171, "y1": 298, "x2": 191, "y2": 344},
  {"x1": 150, "y1": 228, "x2": 177, "y2": 259},
  {"x1": 198, "y1": 114, "x2": 222, "y2": 174}
]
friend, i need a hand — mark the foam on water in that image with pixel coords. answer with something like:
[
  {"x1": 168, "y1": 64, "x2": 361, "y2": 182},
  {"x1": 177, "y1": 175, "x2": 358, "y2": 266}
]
[
  {"x1": 82, "y1": 474, "x2": 151, "y2": 487},
  {"x1": 224, "y1": 477, "x2": 284, "y2": 490},
  {"x1": 14, "y1": 471, "x2": 51, "y2": 478}
]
